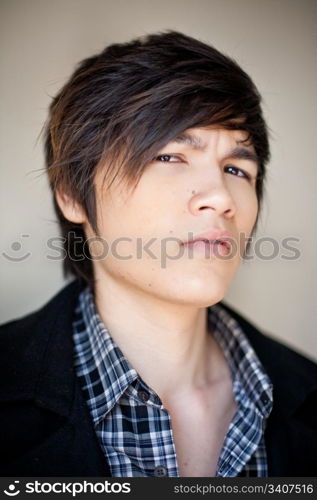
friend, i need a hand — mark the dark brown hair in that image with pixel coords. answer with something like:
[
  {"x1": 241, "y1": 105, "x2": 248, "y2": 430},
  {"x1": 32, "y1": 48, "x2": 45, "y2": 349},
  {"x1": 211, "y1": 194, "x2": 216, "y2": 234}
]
[{"x1": 45, "y1": 31, "x2": 270, "y2": 285}]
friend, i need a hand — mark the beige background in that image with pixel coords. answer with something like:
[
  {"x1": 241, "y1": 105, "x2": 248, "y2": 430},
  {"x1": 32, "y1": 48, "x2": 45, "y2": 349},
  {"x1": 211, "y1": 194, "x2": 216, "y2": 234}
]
[{"x1": 1, "y1": 0, "x2": 316, "y2": 360}]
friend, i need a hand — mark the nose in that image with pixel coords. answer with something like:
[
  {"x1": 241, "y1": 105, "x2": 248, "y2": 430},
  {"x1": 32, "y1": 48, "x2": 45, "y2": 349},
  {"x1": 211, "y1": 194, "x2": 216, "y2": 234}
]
[{"x1": 188, "y1": 175, "x2": 236, "y2": 219}]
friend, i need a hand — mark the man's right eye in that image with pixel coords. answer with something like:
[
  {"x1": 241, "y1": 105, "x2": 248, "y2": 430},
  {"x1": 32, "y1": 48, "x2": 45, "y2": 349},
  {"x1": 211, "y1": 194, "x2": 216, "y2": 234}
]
[{"x1": 155, "y1": 154, "x2": 182, "y2": 162}]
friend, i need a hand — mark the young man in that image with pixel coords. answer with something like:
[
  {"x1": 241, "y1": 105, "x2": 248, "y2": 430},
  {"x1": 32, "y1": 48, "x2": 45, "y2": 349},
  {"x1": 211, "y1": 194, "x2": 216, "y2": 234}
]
[{"x1": 0, "y1": 31, "x2": 316, "y2": 477}]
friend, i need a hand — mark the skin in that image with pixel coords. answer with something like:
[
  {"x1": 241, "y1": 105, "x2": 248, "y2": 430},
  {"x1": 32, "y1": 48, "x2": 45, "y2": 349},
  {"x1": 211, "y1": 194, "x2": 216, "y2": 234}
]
[{"x1": 57, "y1": 125, "x2": 258, "y2": 409}]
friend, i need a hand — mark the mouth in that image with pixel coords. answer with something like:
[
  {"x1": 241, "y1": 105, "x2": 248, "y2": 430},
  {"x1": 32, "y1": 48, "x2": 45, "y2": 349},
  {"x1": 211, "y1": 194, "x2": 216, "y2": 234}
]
[
  {"x1": 194, "y1": 238, "x2": 231, "y2": 250},
  {"x1": 182, "y1": 239, "x2": 231, "y2": 257},
  {"x1": 180, "y1": 230, "x2": 233, "y2": 257},
  {"x1": 182, "y1": 230, "x2": 232, "y2": 250}
]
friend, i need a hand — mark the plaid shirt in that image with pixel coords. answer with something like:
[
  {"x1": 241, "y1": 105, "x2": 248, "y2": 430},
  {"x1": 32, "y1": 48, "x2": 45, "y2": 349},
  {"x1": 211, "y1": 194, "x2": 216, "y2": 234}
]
[{"x1": 73, "y1": 287, "x2": 273, "y2": 477}]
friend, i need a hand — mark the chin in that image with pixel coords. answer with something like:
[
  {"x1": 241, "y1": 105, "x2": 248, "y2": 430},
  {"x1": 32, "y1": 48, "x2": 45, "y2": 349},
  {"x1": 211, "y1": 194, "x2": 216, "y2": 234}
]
[{"x1": 163, "y1": 275, "x2": 228, "y2": 308}]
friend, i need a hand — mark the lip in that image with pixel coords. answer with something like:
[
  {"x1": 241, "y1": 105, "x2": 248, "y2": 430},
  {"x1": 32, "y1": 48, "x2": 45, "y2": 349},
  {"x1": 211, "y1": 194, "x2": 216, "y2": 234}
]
[{"x1": 181, "y1": 229, "x2": 233, "y2": 251}]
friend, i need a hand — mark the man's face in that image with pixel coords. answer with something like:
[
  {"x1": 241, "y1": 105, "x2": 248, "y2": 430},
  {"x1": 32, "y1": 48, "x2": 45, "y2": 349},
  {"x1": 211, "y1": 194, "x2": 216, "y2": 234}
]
[{"x1": 86, "y1": 126, "x2": 259, "y2": 306}]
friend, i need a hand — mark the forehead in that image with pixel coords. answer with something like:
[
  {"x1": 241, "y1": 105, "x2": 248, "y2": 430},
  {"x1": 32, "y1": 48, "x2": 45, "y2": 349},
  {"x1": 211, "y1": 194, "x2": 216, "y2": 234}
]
[{"x1": 171, "y1": 126, "x2": 254, "y2": 151}]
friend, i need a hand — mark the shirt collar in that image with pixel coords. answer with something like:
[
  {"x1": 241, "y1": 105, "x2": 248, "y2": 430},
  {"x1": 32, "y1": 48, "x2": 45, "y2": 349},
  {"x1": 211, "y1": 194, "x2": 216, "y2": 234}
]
[
  {"x1": 208, "y1": 304, "x2": 273, "y2": 418},
  {"x1": 73, "y1": 286, "x2": 138, "y2": 425}
]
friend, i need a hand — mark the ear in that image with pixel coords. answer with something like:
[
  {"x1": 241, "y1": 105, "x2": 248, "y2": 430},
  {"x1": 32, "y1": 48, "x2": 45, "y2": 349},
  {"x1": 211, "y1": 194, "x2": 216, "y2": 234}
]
[{"x1": 55, "y1": 189, "x2": 86, "y2": 224}]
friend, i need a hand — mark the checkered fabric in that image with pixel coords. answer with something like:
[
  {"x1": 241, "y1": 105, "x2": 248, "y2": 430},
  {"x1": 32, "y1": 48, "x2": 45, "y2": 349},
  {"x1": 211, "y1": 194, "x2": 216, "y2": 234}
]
[{"x1": 73, "y1": 287, "x2": 273, "y2": 477}]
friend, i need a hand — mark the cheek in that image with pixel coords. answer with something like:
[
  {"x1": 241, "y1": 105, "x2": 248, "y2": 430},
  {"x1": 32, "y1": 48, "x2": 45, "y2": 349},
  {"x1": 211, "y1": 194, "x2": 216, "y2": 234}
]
[{"x1": 232, "y1": 186, "x2": 258, "y2": 237}]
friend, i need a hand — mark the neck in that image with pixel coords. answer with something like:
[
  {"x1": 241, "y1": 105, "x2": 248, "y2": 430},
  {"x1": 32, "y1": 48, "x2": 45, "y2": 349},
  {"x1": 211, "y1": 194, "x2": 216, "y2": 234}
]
[{"x1": 93, "y1": 272, "x2": 226, "y2": 402}]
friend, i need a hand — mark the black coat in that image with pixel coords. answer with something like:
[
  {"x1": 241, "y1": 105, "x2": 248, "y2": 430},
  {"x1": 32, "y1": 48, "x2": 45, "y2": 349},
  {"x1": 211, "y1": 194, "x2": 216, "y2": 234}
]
[{"x1": 0, "y1": 280, "x2": 316, "y2": 477}]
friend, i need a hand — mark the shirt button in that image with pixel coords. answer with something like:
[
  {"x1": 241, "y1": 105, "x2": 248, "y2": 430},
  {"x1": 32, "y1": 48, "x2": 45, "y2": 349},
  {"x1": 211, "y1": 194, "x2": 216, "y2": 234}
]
[
  {"x1": 138, "y1": 390, "x2": 150, "y2": 403},
  {"x1": 260, "y1": 392, "x2": 270, "y2": 405},
  {"x1": 154, "y1": 465, "x2": 168, "y2": 477}
]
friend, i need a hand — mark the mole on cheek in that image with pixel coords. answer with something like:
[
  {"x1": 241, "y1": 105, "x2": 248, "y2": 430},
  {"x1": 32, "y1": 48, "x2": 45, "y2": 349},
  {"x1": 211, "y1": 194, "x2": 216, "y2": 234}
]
[{"x1": 192, "y1": 190, "x2": 196, "y2": 195}]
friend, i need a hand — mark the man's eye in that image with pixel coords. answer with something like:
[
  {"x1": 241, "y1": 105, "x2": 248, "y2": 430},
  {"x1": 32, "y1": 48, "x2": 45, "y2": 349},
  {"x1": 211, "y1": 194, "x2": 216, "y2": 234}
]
[
  {"x1": 155, "y1": 154, "x2": 182, "y2": 163},
  {"x1": 224, "y1": 165, "x2": 251, "y2": 180}
]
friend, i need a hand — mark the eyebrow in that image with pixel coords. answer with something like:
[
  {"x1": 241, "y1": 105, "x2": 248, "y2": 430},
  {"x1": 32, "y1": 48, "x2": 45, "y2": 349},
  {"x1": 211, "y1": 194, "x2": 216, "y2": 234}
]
[
  {"x1": 173, "y1": 132, "x2": 206, "y2": 150},
  {"x1": 224, "y1": 146, "x2": 259, "y2": 166},
  {"x1": 172, "y1": 132, "x2": 259, "y2": 169}
]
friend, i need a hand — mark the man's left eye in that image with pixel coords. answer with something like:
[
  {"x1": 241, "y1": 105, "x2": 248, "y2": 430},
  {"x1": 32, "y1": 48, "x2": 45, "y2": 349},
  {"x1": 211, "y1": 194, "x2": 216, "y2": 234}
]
[{"x1": 224, "y1": 165, "x2": 250, "y2": 180}]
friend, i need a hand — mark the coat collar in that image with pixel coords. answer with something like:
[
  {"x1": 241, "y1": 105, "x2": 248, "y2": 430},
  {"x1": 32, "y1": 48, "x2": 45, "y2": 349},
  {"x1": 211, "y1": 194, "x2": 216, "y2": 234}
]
[{"x1": 0, "y1": 280, "x2": 82, "y2": 417}]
